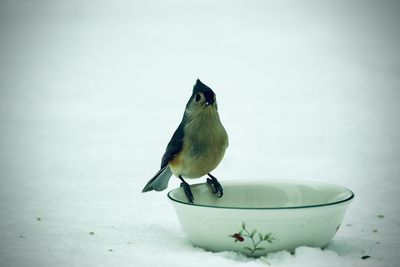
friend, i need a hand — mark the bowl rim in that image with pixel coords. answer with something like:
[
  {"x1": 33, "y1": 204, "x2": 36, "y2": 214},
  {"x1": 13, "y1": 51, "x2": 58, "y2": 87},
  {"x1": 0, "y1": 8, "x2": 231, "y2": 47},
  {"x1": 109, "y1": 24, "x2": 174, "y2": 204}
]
[{"x1": 167, "y1": 179, "x2": 355, "y2": 210}]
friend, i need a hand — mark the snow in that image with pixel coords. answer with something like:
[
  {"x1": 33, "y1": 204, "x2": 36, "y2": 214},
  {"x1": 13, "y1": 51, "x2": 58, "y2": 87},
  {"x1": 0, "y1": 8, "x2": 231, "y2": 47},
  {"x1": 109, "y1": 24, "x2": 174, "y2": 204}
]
[{"x1": 0, "y1": 0, "x2": 399, "y2": 266}]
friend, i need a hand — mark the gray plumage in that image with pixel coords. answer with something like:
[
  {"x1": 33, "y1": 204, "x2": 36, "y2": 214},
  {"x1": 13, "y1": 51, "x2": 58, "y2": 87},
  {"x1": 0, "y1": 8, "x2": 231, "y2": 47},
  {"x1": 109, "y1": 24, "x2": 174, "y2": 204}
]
[{"x1": 142, "y1": 165, "x2": 173, "y2": 192}]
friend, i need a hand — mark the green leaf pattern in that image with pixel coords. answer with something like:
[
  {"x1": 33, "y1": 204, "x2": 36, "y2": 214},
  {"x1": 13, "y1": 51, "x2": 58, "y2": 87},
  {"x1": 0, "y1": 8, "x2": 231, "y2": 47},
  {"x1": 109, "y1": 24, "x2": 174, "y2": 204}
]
[{"x1": 230, "y1": 222, "x2": 277, "y2": 255}]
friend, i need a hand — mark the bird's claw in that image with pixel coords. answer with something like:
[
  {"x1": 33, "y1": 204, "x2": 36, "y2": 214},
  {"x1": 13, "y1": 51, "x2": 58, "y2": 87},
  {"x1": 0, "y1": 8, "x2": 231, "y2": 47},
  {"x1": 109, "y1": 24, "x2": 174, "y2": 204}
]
[
  {"x1": 180, "y1": 182, "x2": 194, "y2": 203},
  {"x1": 207, "y1": 175, "x2": 223, "y2": 198}
]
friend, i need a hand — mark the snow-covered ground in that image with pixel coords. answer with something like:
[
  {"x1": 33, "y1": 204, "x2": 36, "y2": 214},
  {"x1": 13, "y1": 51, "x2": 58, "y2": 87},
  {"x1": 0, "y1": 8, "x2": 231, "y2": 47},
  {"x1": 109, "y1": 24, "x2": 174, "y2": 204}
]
[{"x1": 0, "y1": 1, "x2": 399, "y2": 266}]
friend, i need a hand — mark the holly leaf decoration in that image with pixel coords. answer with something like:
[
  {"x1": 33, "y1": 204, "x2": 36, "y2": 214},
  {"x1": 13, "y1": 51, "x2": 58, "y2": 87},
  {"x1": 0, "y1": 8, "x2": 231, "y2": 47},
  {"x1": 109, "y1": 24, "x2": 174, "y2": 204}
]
[
  {"x1": 264, "y1": 233, "x2": 272, "y2": 240},
  {"x1": 258, "y1": 233, "x2": 263, "y2": 241}
]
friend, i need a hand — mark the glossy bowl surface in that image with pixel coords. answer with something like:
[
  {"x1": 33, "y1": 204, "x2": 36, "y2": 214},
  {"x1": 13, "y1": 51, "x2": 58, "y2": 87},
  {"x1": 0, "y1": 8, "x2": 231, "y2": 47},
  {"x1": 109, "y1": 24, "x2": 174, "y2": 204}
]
[{"x1": 168, "y1": 179, "x2": 354, "y2": 256}]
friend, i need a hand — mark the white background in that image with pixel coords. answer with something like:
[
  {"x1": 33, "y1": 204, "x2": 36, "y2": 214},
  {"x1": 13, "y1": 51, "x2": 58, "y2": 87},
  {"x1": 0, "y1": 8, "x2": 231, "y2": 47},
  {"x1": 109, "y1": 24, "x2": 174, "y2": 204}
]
[{"x1": 0, "y1": 1, "x2": 399, "y2": 266}]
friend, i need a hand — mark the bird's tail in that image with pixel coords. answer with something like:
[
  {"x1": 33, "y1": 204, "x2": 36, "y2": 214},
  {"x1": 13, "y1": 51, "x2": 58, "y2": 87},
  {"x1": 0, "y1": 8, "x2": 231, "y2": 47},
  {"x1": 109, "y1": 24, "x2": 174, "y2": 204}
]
[{"x1": 142, "y1": 166, "x2": 173, "y2": 192}]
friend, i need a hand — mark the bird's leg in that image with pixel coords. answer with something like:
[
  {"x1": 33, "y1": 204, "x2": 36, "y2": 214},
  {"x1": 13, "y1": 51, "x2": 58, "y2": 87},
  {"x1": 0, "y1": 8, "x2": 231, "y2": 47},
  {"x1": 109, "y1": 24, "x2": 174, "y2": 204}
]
[
  {"x1": 179, "y1": 176, "x2": 194, "y2": 203},
  {"x1": 207, "y1": 173, "x2": 223, "y2": 198}
]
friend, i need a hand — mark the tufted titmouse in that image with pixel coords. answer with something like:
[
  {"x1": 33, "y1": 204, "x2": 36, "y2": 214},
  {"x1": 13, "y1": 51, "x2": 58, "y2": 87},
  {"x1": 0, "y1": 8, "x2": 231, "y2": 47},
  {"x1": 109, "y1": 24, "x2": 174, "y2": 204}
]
[{"x1": 142, "y1": 79, "x2": 229, "y2": 203}]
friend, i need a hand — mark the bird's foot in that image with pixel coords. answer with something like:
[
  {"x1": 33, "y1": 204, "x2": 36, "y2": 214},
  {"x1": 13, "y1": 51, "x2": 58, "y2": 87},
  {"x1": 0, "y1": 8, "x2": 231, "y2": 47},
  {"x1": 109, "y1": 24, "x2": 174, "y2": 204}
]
[
  {"x1": 207, "y1": 173, "x2": 223, "y2": 198},
  {"x1": 179, "y1": 176, "x2": 194, "y2": 203}
]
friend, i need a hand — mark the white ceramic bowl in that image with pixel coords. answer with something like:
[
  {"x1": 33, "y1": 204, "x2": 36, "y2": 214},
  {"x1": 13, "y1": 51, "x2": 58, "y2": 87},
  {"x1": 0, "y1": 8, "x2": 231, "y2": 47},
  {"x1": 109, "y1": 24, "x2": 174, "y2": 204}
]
[{"x1": 168, "y1": 179, "x2": 354, "y2": 257}]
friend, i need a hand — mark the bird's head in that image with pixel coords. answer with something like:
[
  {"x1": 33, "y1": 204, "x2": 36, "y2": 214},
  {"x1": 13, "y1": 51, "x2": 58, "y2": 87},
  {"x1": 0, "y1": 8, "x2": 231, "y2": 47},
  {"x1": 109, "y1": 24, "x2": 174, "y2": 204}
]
[{"x1": 185, "y1": 79, "x2": 218, "y2": 116}]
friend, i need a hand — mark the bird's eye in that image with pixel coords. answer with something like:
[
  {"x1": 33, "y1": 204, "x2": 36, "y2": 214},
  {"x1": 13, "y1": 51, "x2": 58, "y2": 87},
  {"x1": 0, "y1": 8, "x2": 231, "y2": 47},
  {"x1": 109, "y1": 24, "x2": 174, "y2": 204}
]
[{"x1": 195, "y1": 94, "x2": 201, "y2": 102}]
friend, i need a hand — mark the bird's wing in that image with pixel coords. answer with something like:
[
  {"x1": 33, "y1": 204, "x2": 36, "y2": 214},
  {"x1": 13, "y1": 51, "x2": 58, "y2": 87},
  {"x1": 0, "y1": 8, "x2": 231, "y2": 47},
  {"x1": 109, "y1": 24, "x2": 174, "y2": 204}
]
[{"x1": 161, "y1": 119, "x2": 186, "y2": 168}]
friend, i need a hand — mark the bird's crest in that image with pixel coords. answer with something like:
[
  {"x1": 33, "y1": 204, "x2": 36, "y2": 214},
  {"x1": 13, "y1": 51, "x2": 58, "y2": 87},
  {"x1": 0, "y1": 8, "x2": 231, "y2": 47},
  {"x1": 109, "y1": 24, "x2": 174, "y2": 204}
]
[{"x1": 193, "y1": 79, "x2": 214, "y2": 94}]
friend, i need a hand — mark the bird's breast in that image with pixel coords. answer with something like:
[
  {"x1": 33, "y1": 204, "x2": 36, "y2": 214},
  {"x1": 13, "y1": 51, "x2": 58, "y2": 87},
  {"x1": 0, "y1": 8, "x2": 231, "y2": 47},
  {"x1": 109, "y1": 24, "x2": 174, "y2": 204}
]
[{"x1": 170, "y1": 113, "x2": 228, "y2": 178}]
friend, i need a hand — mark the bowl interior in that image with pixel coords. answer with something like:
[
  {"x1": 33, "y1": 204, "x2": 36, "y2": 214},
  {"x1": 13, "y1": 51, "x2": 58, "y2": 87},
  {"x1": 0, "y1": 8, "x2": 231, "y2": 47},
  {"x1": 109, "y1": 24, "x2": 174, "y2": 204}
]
[{"x1": 168, "y1": 180, "x2": 354, "y2": 209}]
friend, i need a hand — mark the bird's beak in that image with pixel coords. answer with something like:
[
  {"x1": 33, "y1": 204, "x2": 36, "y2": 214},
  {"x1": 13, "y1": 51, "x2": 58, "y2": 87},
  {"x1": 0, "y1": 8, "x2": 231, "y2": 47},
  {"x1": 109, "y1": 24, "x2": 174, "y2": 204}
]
[
  {"x1": 205, "y1": 100, "x2": 214, "y2": 106},
  {"x1": 201, "y1": 91, "x2": 216, "y2": 106},
  {"x1": 204, "y1": 95, "x2": 215, "y2": 106}
]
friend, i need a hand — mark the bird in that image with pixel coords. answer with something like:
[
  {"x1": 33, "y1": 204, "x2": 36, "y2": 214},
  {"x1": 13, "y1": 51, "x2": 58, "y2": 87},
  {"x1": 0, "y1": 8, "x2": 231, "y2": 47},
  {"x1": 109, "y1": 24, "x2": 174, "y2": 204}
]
[{"x1": 142, "y1": 79, "x2": 229, "y2": 203}]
